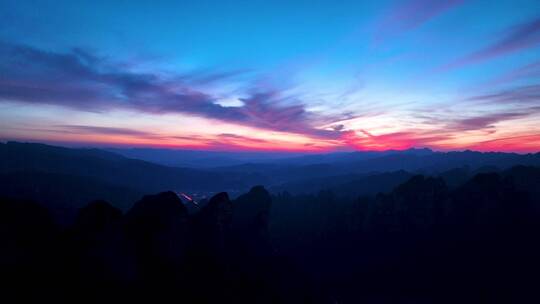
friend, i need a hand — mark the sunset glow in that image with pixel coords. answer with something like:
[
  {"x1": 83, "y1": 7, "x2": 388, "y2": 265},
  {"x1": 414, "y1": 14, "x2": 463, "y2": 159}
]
[{"x1": 0, "y1": 0, "x2": 539, "y2": 152}]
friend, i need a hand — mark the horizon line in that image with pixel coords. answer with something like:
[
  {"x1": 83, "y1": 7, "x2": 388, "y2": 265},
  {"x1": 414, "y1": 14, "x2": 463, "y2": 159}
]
[{"x1": 2, "y1": 140, "x2": 538, "y2": 155}]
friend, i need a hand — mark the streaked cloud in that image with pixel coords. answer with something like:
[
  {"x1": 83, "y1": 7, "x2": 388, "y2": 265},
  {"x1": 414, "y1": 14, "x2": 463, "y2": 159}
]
[
  {"x1": 484, "y1": 60, "x2": 540, "y2": 86},
  {"x1": 375, "y1": 0, "x2": 465, "y2": 41},
  {"x1": 341, "y1": 129, "x2": 451, "y2": 151},
  {"x1": 0, "y1": 42, "x2": 340, "y2": 140},
  {"x1": 467, "y1": 84, "x2": 540, "y2": 104},
  {"x1": 468, "y1": 133, "x2": 540, "y2": 153},
  {"x1": 56, "y1": 125, "x2": 160, "y2": 137},
  {"x1": 448, "y1": 112, "x2": 530, "y2": 131},
  {"x1": 0, "y1": 1, "x2": 539, "y2": 153},
  {"x1": 443, "y1": 16, "x2": 540, "y2": 69}
]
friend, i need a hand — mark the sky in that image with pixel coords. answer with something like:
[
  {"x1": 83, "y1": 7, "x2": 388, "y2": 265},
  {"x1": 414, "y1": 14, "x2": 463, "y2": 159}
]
[{"x1": 0, "y1": 0, "x2": 539, "y2": 152}]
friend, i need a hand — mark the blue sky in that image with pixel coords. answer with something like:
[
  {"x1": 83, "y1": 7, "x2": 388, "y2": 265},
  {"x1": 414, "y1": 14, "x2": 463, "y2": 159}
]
[{"x1": 0, "y1": 0, "x2": 539, "y2": 152}]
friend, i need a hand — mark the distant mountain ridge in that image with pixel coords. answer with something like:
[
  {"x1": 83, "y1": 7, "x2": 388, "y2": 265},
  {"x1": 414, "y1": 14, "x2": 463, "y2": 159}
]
[
  {"x1": 0, "y1": 141, "x2": 243, "y2": 192},
  {"x1": 0, "y1": 142, "x2": 256, "y2": 221},
  {"x1": 108, "y1": 147, "x2": 437, "y2": 167},
  {"x1": 1, "y1": 142, "x2": 539, "y2": 210},
  {"x1": 109, "y1": 145, "x2": 540, "y2": 176},
  {"x1": 107, "y1": 147, "x2": 309, "y2": 167}
]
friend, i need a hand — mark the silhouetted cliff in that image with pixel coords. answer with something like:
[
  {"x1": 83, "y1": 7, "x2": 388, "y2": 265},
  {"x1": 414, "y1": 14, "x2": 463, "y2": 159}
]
[{"x1": 2, "y1": 167, "x2": 540, "y2": 303}]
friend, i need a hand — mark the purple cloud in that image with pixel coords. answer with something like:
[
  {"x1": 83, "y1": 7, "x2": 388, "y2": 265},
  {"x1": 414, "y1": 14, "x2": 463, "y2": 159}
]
[
  {"x1": 217, "y1": 133, "x2": 269, "y2": 144},
  {"x1": 0, "y1": 42, "x2": 340, "y2": 140},
  {"x1": 449, "y1": 112, "x2": 530, "y2": 131},
  {"x1": 56, "y1": 125, "x2": 160, "y2": 137},
  {"x1": 376, "y1": 0, "x2": 465, "y2": 41},
  {"x1": 444, "y1": 17, "x2": 540, "y2": 69},
  {"x1": 485, "y1": 60, "x2": 540, "y2": 86},
  {"x1": 468, "y1": 84, "x2": 540, "y2": 104},
  {"x1": 239, "y1": 92, "x2": 338, "y2": 138},
  {"x1": 177, "y1": 68, "x2": 250, "y2": 85}
]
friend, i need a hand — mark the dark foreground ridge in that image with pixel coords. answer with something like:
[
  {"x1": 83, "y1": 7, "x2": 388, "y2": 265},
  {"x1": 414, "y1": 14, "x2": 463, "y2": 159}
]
[{"x1": 2, "y1": 166, "x2": 540, "y2": 303}]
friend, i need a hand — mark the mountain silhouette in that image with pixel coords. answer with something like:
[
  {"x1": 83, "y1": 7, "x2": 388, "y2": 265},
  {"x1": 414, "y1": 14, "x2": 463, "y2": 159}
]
[{"x1": 1, "y1": 142, "x2": 540, "y2": 303}]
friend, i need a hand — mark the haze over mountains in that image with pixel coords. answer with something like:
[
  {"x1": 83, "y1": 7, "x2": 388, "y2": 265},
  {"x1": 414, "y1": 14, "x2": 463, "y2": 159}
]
[
  {"x1": 106, "y1": 148, "x2": 310, "y2": 168},
  {"x1": 108, "y1": 146, "x2": 539, "y2": 169},
  {"x1": 4, "y1": 142, "x2": 540, "y2": 197},
  {"x1": 2, "y1": 141, "x2": 539, "y2": 224}
]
